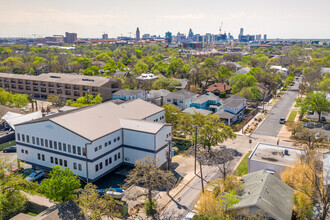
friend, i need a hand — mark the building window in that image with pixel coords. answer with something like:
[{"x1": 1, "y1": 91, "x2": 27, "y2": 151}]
[
  {"x1": 98, "y1": 145, "x2": 102, "y2": 150},
  {"x1": 109, "y1": 157, "x2": 112, "y2": 164},
  {"x1": 45, "y1": 139, "x2": 48, "y2": 148},
  {"x1": 64, "y1": 160, "x2": 67, "y2": 167},
  {"x1": 78, "y1": 164, "x2": 82, "y2": 171},
  {"x1": 73, "y1": 145, "x2": 76, "y2": 154},
  {"x1": 51, "y1": 157, "x2": 54, "y2": 163},
  {"x1": 94, "y1": 147, "x2": 98, "y2": 152},
  {"x1": 118, "y1": 152, "x2": 121, "y2": 159},
  {"x1": 38, "y1": 153, "x2": 41, "y2": 160},
  {"x1": 55, "y1": 158, "x2": 58, "y2": 164},
  {"x1": 25, "y1": 150, "x2": 28, "y2": 154},
  {"x1": 105, "y1": 142, "x2": 108, "y2": 147},
  {"x1": 117, "y1": 137, "x2": 120, "y2": 141},
  {"x1": 114, "y1": 154, "x2": 117, "y2": 161},
  {"x1": 36, "y1": 137, "x2": 40, "y2": 145},
  {"x1": 54, "y1": 141, "x2": 57, "y2": 150},
  {"x1": 60, "y1": 159, "x2": 63, "y2": 166},
  {"x1": 179, "y1": 100, "x2": 183, "y2": 103},
  {"x1": 58, "y1": 142, "x2": 62, "y2": 151},
  {"x1": 21, "y1": 149, "x2": 24, "y2": 153},
  {"x1": 49, "y1": 140, "x2": 52, "y2": 148},
  {"x1": 95, "y1": 164, "x2": 99, "y2": 172},
  {"x1": 105, "y1": 159, "x2": 108, "y2": 166},
  {"x1": 77, "y1": 147, "x2": 81, "y2": 155},
  {"x1": 42, "y1": 154, "x2": 45, "y2": 161},
  {"x1": 26, "y1": 135, "x2": 30, "y2": 143},
  {"x1": 32, "y1": 136, "x2": 35, "y2": 144},
  {"x1": 99, "y1": 162, "x2": 103, "y2": 169},
  {"x1": 41, "y1": 138, "x2": 44, "y2": 146},
  {"x1": 68, "y1": 145, "x2": 71, "y2": 153},
  {"x1": 83, "y1": 148, "x2": 86, "y2": 156},
  {"x1": 22, "y1": 134, "x2": 25, "y2": 142},
  {"x1": 114, "y1": 138, "x2": 116, "y2": 143},
  {"x1": 108, "y1": 141, "x2": 111, "y2": 145},
  {"x1": 74, "y1": 162, "x2": 77, "y2": 170},
  {"x1": 17, "y1": 133, "x2": 20, "y2": 141},
  {"x1": 63, "y1": 143, "x2": 66, "y2": 152}
]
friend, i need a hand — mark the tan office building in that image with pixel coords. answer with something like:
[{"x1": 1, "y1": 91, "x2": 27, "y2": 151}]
[{"x1": 0, "y1": 73, "x2": 121, "y2": 101}]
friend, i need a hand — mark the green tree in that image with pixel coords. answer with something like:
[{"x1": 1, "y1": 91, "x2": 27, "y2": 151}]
[
  {"x1": 66, "y1": 94, "x2": 103, "y2": 107},
  {"x1": 133, "y1": 60, "x2": 148, "y2": 75},
  {"x1": 215, "y1": 66, "x2": 233, "y2": 82},
  {"x1": 238, "y1": 86, "x2": 262, "y2": 100},
  {"x1": 135, "y1": 49, "x2": 143, "y2": 59},
  {"x1": 39, "y1": 166, "x2": 80, "y2": 203},
  {"x1": 301, "y1": 92, "x2": 330, "y2": 121},
  {"x1": 124, "y1": 157, "x2": 176, "y2": 216},
  {"x1": 229, "y1": 73, "x2": 257, "y2": 94},
  {"x1": 84, "y1": 66, "x2": 99, "y2": 75},
  {"x1": 152, "y1": 78, "x2": 181, "y2": 91},
  {"x1": 319, "y1": 77, "x2": 330, "y2": 92},
  {"x1": 163, "y1": 104, "x2": 182, "y2": 135}
]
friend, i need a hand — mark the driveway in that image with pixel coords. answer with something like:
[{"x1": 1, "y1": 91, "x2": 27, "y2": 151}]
[{"x1": 254, "y1": 80, "x2": 300, "y2": 137}]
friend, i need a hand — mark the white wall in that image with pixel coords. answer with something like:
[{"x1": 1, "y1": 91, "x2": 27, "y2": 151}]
[
  {"x1": 123, "y1": 148, "x2": 155, "y2": 165},
  {"x1": 123, "y1": 129, "x2": 155, "y2": 151},
  {"x1": 145, "y1": 110, "x2": 165, "y2": 123},
  {"x1": 248, "y1": 159, "x2": 287, "y2": 178},
  {"x1": 155, "y1": 125, "x2": 171, "y2": 151}
]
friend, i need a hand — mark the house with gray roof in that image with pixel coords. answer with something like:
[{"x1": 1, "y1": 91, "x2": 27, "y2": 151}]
[
  {"x1": 235, "y1": 169, "x2": 294, "y2": 220},
  {"x1": 215, "y1": 95, "x2": 247, "y2": 125},
  {"x1": 182, "y1": 107, "x2": 212, "y2": 116},
  {"x1": 147, "y1": 89, "x2": 172, "y2": 106},
  {"x1": 112, "y1": 89, "x2": 147, "y2": 101},
  {"x1": 165, "y1": 90, "x2": 196, "y2": 110},
  {"x1": 235, "y1": 67, "x2": 251, "y2": 75},
  {"x1": 190, "y1": 92, "x2": 222, "y2": 113}
]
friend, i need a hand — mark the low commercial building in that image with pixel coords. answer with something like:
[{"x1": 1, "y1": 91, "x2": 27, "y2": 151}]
[
  {"x1": 248, "y1": 143, "x2": 305, "y2": 178},
  {"x1": 15, "y1": 99, "x2": 171, "y2": 182},
  {"x1": 0, "y1": 73, "x2": 121, "y2": 101}
]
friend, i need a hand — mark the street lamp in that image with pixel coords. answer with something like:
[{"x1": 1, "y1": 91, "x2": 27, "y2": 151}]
[{"x1": 84, "y1": 142, "x2": 92, "y2": 183}]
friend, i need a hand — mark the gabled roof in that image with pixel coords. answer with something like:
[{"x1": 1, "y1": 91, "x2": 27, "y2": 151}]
[
  {"x1": 113, "y1": 89, "x2": 146, "y2": 96},
  {"x1": 175, "y1": 78, "x2": 189, "y2": 89},
  {"x1": 206, "y1": 83, "x2": 232, "y2": 93},
  {"x1": 223, "y1": 95, "x2": 247, "y2": 109},
  {"x1": 191, "y1": 92, "x2": 219, "y2": 104},
  {"x1": 235, "y1": 67, "x2": 251, "y2": 75},
  {"x1": 215, "y1": 109, "x2": 236, "y2": 119},
  {"x1": 2, "y1": 111, "x2": 43, "y2": 130},
  {"x1": 148, "y1": 89, "x2": 172, "y2": 99},
  {"x1": 182, "y1": 107, "x2": 212, "y2": 116},
  {"x1": 235, "y1": 170, "x2": 294, "y2": 220},
  {"x1": 166, "y1": 90, "x2": 196, "y2": 100},
  {"x1": 120, "y1": 118, "x2": 166, "y2": 134},
  {"x1": 16, "y1": 99, "x2": 164, "y2": 141}
]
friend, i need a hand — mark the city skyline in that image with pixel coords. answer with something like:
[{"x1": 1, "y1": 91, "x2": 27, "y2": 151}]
[{"x1": 1, "y1": 0, "x2": 330, "y2": 39}]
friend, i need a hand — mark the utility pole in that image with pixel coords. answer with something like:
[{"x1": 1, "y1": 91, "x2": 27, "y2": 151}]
[
  {"x1": 194, "y1": 126, "x2": 198, "y2": 174},
  {"x1": 166, "y1": 139, "x2": 172, "y2": 170},
  {"x1": 200, "y1": 162, "x2": 204, "y2": 193}
]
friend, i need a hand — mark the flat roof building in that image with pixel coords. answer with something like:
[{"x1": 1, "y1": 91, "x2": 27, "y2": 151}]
[
  {"x1": 248, "y1": 143, "x2": 305, "y2": 178},
  {"x1": 0, "y1": 73, "x2": 121, "y2": 101},
  {"x1": 15, "y1": 99, "x2": 171, "y2": 182}
]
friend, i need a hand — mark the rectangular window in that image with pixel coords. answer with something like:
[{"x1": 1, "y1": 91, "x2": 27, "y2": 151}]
[
  {"x1": 54, "y1": 141, "x2": 57, "y2": 150},
  {"x1": 21, "y1": 149, "x2": 24, "y2": 153},
  {"x1": 22, "y1": 134, "x2": 25, "y2": 142},
  {"x1": 117, "y1": 137, "x2": 120, "y2": 141},
  {"x1": 25, "y1": 150, "x2": 28, "y2": 154},
  {"x1": 78, "y1": 164, "x2": 82, "y2": 171},
  {"x1": 26, "y1": 135, "x2": 30, "y2": 143},
  {"x1": 99, "y1": 162, "x2": 103, "y2": 169},
  {"x1": 58, "y1": 142, "x2": 62, "y2": 151},
  {"x1": 108, "y1": 141, "x2": 111, "y2": 145},
  {"x1": 98, "y1": 145, "x2": 102, "y2": 150},
  {"x1": 51, "y1": 156, "x2": 54, "y2": 163},
  {"x1": 105, "y1": 159, "x2": 108, "y2": 166},
  {"x1": 32, "y1": 136, "x2": 35, "y2": 144},
  {"x1": 109, "y1": 157, "x2": 112, "y2": 164},
  {"x1": 64, "y1": 160, "x2": 67, "y2": 167},
  {"x1": 49, "y1": 140, "x2": 52, "y2": 148},
  {"x1": 45, "y1": 139, "x2": 48, "y2": 148},
  {"x1": 41, "y1": 138, "x2": 44, "y2": 146},
  {"x1": 68, "y1": 145, "x2": 71, "y2": 153},
  {"x1": 42, "y1": 154, "x2": 45, "y2": 161},
  {"x1": 105, "y1": 142, "x2": 108, "y2": 147},
  {"x1": 74, "y1": 162, "x2": 77, "y2": 170},
  {"x1": 72, "y1": 145, "x2": 76, "y2": 154},
  {"x1": 95, "y1": 164, "x2": 99, "y2": 172},
  {"x1": 38, "y1": 153, "x2": 41, "y2": 160},
  {"x1": 114, "y1": 138, "x2": 116, "y2": 143},
  {"x1": 114, "y1": 154, "x2": 117, "y2": 161},
  {"x1": 77, "y1": 147, "x2": 81, "y2": 155},
  {"x1": 37, "y1": 137, "x2": 40, "y2": 145},
  {"x1": 17, "y1": 133, "x2": 20, "y2": 141},
  {"x1": 83, "y1": 148, "x2": 86, "y2": 156},
  {"x1": 60, "y1": 159, "x2": 63, "y2": 166},
  {"x1": 94, "y1": 147, "x2": 98, "y2": 152},
  {"x1": 118, "y1": 152, "x2": 121, "y2": 159},
  {"x1": 55, "y1": 158, "x2": 58, "y2": 164},
  {"x1": 63, "y1": 143, "x2": 66, "y2": 152}
]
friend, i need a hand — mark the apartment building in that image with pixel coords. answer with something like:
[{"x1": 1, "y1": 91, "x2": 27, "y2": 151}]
[
  {"x1": 0, "y1": 73, "x2": 121, "y2": 101},
  {"x1": 15, "y1": 99, "x2": 171, "y2": 182}
]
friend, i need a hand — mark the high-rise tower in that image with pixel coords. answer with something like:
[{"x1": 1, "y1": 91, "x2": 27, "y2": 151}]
[{"x1": 136, "y1": 28, "x2": 140, "y2": 41}]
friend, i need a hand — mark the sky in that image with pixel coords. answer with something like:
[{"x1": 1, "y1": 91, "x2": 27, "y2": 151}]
[{"x1": 1, "y1": 0, "x2": 330, "y2": 39}]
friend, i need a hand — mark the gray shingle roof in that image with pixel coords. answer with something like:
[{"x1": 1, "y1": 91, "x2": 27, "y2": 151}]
[
  {"x1": 182, "y1": 107, "x2": 212, "y2": 116},
  {"x1": 191, "y1": 92, "x2": 218, "y2": 104},
  {"x1": 214, "y1": 109, "x2": 236, "y2": 119},
  {"x1": 148, "y1": 89, "x2": 172, "y2": 99},
  {"x1": 113, "y1": 89, "x2": 146, "y2": 96},
  {"x1": 166, "y1": 90, "x2": 196, "y2": 100},
  {"x1": 235, "y1": 67, "x2": 251, "y2": 75},
  {"x1": 235, "y1": 170, "x2": 294, "y2": 220},
  {"x1": 223, "y1": 95, "x2": 247, "y2": 108}
]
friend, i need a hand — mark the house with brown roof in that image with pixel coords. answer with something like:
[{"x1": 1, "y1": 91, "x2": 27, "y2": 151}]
[{"x1": 205, "y1": 83, "x2": 232, "y2": 97}]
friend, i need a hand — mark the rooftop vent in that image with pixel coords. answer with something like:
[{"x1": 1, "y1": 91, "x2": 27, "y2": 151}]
[
  {"x1": 82, "y1": 78, "x2": 94, "y2": 82},
  {"x1": 50, "y1": 75, "x2": 61, "y2": 79}
]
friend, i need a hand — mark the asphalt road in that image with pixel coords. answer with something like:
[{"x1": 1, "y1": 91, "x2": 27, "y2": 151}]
[{"x1": 254, "y1": 80, "x2": 299, "y2": 137}]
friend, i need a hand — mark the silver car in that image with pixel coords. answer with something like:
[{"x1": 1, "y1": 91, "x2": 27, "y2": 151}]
[{"x1": 25, "y1": 170, "x2": 44, "y2": 182}]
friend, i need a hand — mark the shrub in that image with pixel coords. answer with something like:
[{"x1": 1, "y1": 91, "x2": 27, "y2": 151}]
[{"x1": 144, "y1": 200, "x2": 157, "y2": 216}]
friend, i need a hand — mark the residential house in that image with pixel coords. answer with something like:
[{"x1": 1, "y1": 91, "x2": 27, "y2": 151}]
[
  {"x1": 136, "y1": 73, "x2": 159, "y2": 88},
  {"x1": 220, "y1": 61, "x2": 242, "y2": 72},
  {"x1": 205, "y1": 83, "x2": 232, "y2": 97},
  {"x1": 182, "y1": 107, "x2": 212, "y2": 116},
  {"x1": 269, "y1": 65, "x2": 288, "y2": 75},
  {"x1": 215, "y1": 95, "x2": 247, "y2": 125},
  {"x1": 113, "y1": 70, "x2": 130, "y2": 78},
  {"x1": 190, "y1": 92, "x2": 222, "y2": 113},
  {"x1": 147, "y1": 89, "x2": 172, "y2": 106},
  {"x1": 235, "y1": 170, "x2": 294, "y2": 220},
  {"x1": 112, "y1": 89, "x2": 147, "y2": 101},
  {"x1": 165, "y1": 90, "x2": 196, "y2": 110},
  {"x1": 15, "y1": 99, "x2": 171, "y2": 182},
  {"x1": 248, "y1": 143, "x2": 305, "y2": 178},
  {"x1": 175, "y1": 78, "x2": 189, "y2": 90},
  {"x1": 235, "y1": 67, "x2": 251, "y2": 75},
  {"x1": 320, "y1": 67, "x2": 330, "y2": 76}
]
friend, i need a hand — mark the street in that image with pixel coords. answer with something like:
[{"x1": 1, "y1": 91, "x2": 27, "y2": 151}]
[{"x1": 254, "y1": 80, "x2": 300, "y2": 137}]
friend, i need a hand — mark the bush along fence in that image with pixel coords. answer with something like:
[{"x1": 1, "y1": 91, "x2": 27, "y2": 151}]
[{"x1": 232, "y1": 109, "x2": 259, "y2": 132}]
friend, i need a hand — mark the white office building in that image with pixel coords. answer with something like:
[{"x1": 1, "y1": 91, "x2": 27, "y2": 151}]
[{"x1": 15, "y1": 99, "x2": 171, "y2": 182}]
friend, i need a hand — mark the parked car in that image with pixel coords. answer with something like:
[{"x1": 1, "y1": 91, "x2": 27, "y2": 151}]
[
  {"x1": 96, "y1": 188, "x2": 125, "y2": 199},
  {"x1": 307, "y1": 110, "x2": 314, "y2": 115},
  {"x1": 25, "y1": 170, "x2": 44, "y2": 182},
  {"x1": 279, "y1": 117, "x2": 285, "y2": 124},
  {"x1": 320, "y1": 116, "x2": 326, "y2": 122},
  {"x1": 3, "y1": 146, "x2": 16, "y2": 153}
]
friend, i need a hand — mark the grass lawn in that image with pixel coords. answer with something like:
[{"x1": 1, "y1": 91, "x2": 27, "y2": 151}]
[
  {"x1": 235, "y1": 151, "x2": 252, "y2": 176},
  {"x1": 0, "y1": 140, "x2": 16, "y2": 151},
  {"x1": 287, "y1": 110, "x2": 298, "y2": 122}
]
